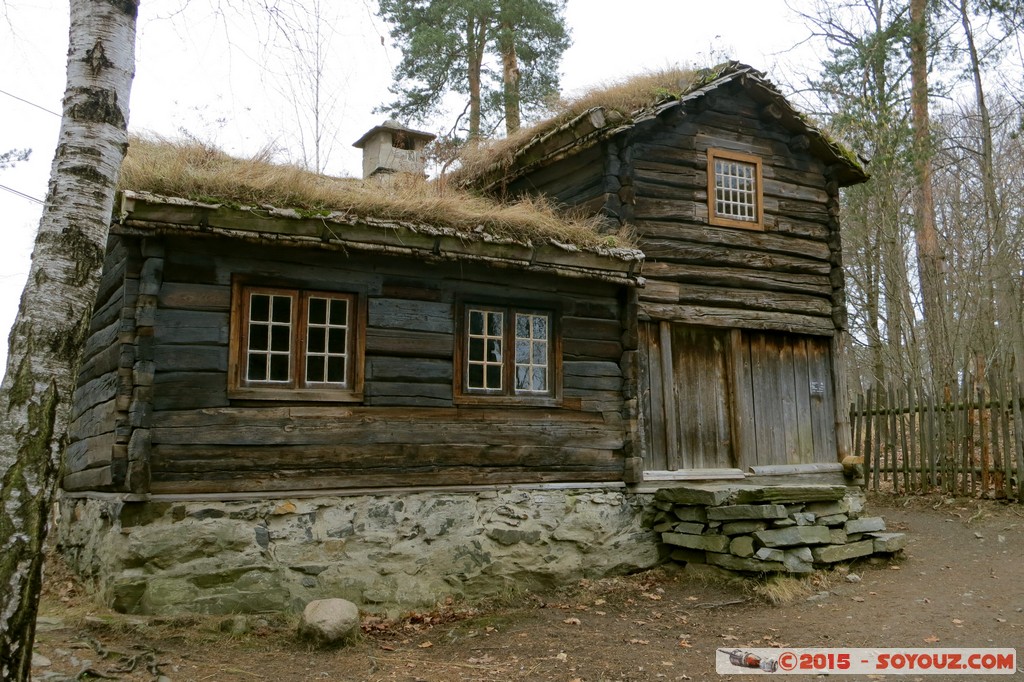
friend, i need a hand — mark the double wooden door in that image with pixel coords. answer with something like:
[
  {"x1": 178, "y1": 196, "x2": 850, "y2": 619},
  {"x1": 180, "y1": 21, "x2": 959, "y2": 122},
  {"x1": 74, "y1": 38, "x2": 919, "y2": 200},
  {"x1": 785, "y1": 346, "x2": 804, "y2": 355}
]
[{"x1": 638, "y1": 322, "x2": 837, "y2": 473}]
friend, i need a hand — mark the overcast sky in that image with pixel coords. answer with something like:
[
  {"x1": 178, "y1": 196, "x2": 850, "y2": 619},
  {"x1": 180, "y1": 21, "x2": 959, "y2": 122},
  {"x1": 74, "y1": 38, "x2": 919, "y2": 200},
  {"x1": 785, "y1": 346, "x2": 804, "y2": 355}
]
[{"x1": 0, "y1": 0, "x2": 815, "y2": 367}]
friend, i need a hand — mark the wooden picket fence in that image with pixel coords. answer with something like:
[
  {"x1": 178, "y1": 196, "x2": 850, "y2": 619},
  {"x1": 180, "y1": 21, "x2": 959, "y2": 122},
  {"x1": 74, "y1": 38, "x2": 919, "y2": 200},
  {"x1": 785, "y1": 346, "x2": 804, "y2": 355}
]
[{"x1": 850, "y1": 375, "x2": 1024, "y2": 501}]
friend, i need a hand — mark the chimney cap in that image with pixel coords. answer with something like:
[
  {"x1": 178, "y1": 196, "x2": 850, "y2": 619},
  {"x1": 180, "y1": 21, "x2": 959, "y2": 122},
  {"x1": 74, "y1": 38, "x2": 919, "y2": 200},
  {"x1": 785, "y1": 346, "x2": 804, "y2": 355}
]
[{"x1": 353, "y1": 120, "x2": 437, "y2": 148}]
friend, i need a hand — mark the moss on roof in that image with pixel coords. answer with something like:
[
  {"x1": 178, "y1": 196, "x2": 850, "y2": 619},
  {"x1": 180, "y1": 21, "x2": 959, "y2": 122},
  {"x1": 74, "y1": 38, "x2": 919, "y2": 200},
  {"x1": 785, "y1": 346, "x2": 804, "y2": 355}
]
[{"x1": 119, "y1": 136, "x2": 631, "y2": 249}]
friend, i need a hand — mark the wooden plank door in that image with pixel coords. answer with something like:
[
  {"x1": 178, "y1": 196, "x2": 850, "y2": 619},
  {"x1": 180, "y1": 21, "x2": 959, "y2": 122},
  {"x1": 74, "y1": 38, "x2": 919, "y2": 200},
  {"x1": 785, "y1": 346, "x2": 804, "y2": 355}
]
[{"x1": 744, "y1": 331, "x2": 836, "y2": 466}]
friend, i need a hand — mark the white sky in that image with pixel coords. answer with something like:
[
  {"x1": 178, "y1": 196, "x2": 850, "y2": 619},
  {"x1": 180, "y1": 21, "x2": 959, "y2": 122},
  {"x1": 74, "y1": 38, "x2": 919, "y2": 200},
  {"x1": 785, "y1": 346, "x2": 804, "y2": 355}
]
[{"x1": 0, "y1": 0, "x2": 815, "y2": 368}]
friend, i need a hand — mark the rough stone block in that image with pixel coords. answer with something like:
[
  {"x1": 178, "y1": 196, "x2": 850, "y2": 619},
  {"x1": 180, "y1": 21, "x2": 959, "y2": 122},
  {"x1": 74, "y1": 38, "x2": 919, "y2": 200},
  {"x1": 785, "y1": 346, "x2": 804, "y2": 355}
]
[
  {"x1": 672, "y1": 521, "x2": 706, "y2": 535},
  {"x1": 805, "y1": 500, "x2": 848, "y2": 517},
  {"x1": 845, "y1": 517, "x2": 886, "y2": 534},
  {"x1": 829, "y1": 528, "x2": 848, "y2": 545},
  {"x1": 729, "y1": 536, "x2": 756, "y2": 558},
  {"x1": 662, "y1": 532, "x2": 730, "y2": 553},
  {"x1": 783, "y1": 554, "x2": 814, "y2": 574},
  {"x1": 754, "y1": 547, "x2": 785, "y2": 562},
  {"x1": 786, "y1": 547, "x2": 813, "y2": 563},
  {"x1": 754, "y1": 525, "x2": 831, "y2": 548},
  {"x1": 772, "y1": 518, "x2": 797, "y2": 527},
  {"x1": 298, "y1": 598, "x2": 359, "y2": 646},
  {"x1": 670, "y1": 547, "x2": 707, "y2": 564},
  {"x1": 673, "y1": 505, "x2": 708, "y2": 523},
  {"x1": 655, "y1": 485, "x2": 736, "y2": 507},
  {"x1": 721, "y1": 520, "x2": 768, "y2": 536},
  {"x1": 811, "y1": 539, "x2": 875, "y2": 563},
  {"x1": 706, "y1": 552, "x2": 785, "y2": 573},
  {"x1": 869, "y1": 532, "x2": 907, "y2": 553},
  {"x1": 707, "y1": 504, "x2": 788, "y2": 521},
  {"x1": 845, "y1": 491, "x2": 866, "y2": 517},
  {"x1": 817, "y1": 514, "x2": 849, "y2": 526},
  {"x1": 730, "y1": 485, "x2": 847, "y2": 504},
  {"x1": 653, "y1": 521, "x2": 674, "y2": 533},
  {"x1": 653, "y1": 500, "x2": 674, "y2": 511},
  {"x1": 793, "y1": 512, "x2": 816, "y2": 526}
]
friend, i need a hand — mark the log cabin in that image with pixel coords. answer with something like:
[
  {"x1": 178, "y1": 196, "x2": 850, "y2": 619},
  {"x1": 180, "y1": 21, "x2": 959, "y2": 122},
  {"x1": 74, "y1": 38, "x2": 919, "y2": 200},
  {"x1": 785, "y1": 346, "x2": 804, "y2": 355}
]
[
  {"x1": 58, "y1": 64, "x2": 879, "y2": 615},
  {"x1": 456, "y1": 61, "x2": 868, "y2": 484}
]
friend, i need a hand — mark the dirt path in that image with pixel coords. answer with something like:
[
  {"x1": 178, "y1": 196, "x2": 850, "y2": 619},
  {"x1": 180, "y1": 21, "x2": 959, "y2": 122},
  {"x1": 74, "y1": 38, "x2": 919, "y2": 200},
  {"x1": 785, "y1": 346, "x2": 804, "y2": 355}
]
[{"x1": 31, "y1": 495, "x2": 1024, "y2": 681}]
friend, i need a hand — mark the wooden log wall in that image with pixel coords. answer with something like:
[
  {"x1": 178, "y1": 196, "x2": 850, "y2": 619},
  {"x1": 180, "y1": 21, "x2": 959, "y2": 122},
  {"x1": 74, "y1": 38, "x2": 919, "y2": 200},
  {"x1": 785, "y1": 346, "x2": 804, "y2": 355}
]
[
  {"x1": 65, "y1": 236, "x2": 136, "y2": 491},
  {"x1": 86, "y1": 235, "x2": 633, "y2": 495},
  {"x1": 500, "y1": 80, "x2": 856, "y2": 475}
]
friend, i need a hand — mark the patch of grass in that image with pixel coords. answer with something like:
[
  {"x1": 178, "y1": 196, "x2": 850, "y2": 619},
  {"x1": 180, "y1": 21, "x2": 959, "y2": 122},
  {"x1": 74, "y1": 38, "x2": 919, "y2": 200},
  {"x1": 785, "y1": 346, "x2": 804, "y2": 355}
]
[
  {"x1": 121, "y1": 136, "x2": 632, "y2": 249},
  {"x1": 748, "y1": 574, "x2": 820, "y2": 605},
  {"x1": 452, "y1": 64, "x2": 711, "y2": 185}
]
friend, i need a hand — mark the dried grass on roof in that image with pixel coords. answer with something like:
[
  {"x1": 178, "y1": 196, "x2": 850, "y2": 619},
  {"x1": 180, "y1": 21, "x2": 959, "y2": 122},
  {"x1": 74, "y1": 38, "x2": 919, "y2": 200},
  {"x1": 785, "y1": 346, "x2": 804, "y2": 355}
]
[
  {"x1": 452, "y1": 65, "x2": 706, "y2": 184},
  {"x1": 119, "y1": 136, "x2": 627, "y2": 248}
]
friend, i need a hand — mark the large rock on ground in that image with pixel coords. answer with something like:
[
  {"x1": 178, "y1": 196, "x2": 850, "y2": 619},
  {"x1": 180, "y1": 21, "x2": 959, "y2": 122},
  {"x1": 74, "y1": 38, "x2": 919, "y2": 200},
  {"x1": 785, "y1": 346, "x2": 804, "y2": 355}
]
[{"x1": 298, "y1": 598, "x2": 359, "y2": 645}]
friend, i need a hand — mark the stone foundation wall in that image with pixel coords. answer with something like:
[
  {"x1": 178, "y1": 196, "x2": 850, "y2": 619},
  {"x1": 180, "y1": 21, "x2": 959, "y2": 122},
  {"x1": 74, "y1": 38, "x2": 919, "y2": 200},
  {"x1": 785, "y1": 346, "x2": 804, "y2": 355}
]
[
  {"x1": 56, "y1": 487, "x2": 661, "y2": 615},
  {"x1": 650, "y1": 485, "x2": 906, "y2": 573}
]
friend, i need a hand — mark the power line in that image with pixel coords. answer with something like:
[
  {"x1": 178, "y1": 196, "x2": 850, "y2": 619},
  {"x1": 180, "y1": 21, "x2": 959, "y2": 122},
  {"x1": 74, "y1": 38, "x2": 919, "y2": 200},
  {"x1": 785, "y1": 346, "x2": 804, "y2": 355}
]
[
  {"x1": 0, "y1": 183, "x2": 44, "y2": 205},
  {"x1": 0, "y1": 87, "x2": 60, "y2": 117}
]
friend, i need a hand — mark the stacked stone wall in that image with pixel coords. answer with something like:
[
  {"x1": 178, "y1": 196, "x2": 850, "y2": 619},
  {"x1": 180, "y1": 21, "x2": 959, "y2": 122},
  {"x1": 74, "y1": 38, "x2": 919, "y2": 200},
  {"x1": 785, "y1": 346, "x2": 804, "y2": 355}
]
[
  {"x1": 57, "y1": 487, "x2": 662, "y2": 615},
  {"x1": 651, "y1": 485, "x2": 906, "y2": 573}
]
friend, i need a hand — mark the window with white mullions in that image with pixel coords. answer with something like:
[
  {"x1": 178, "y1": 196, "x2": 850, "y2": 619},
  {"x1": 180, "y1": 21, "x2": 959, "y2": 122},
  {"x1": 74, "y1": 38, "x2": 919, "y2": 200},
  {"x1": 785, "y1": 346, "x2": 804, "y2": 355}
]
[
  {"x1": 231, "y1": 283, "x2": 362, "y2": 401},
  {"x1": 707, "y1": 148, "x2": 763, "y2": 230},
  {"x1": 466, "y1": 307, "x2": 504, "y2": 391},
  {"x1": 459, "y1": 303, "x2": 557, "y2": 403},
  {"x1": 305, "y1": 296, "x2": 349, "y2": 385},
  {"x1": 246, "y1": 293, "x2": 293, "y2": 382},
  {"x1": 514, "y1": 312, "x2": 548, "y2": 393}
]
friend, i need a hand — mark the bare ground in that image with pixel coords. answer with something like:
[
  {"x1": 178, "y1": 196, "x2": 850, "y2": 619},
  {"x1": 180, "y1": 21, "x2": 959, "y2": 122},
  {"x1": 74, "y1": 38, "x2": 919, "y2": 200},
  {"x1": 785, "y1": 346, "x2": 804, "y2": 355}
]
[{"x1": 31, "y1": 494, "x2": 1024, "y2": 682}]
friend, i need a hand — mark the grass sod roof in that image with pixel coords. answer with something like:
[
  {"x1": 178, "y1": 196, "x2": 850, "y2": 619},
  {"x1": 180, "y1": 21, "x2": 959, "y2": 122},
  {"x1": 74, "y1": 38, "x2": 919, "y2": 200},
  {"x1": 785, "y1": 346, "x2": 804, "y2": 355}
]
[
  {"x1": 452, "y1": 61, "x2": 868, "y2": 191},
  {"x1": 117, "y1": 136, "x2": 639, "y2": 257}
]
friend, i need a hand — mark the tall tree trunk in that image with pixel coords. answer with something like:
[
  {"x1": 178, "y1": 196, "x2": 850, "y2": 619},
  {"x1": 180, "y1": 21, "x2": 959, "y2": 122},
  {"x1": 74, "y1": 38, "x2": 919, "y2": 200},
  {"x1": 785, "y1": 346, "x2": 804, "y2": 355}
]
[
  {"x1": 0, "y1": 0, "x2": 137, "y2": 677},
  {"x1": 498, "y1": 19, "x2": 521, "y2": 134},
  {"x1": 959, "y1": 0, "x2": 1024, "y2": 381},
  {"x1": 909, "y1": 0, "x2": 953, "y2": 386},
  {"x1": 465, "y1": 13, "x2": 489, "y2": 140}
]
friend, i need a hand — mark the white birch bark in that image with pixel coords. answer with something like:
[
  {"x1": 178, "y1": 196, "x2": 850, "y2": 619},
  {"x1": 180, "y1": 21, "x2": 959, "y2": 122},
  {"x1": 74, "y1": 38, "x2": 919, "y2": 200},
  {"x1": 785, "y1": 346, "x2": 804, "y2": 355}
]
[{"x1": 0, "y1": 0, "x2": 137, "y2": 678}]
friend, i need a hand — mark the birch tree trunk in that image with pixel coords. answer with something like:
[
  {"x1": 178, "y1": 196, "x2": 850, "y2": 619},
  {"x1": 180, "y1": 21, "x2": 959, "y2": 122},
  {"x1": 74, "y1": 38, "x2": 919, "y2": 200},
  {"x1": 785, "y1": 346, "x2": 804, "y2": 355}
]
[{"x1": 0, "y1": 0, "x2": 137, "y2": 678}]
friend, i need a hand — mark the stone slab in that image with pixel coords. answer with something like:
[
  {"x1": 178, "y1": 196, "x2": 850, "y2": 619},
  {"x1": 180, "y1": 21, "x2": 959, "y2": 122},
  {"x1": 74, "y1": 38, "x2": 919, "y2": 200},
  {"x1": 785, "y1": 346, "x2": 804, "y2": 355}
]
[
  {"x1": 793, "y1": 512, "x2": 816, "y2": 526},
  {"x1": 811, "y1": 539, "x2": 875, "y2": 563},
  {"x1": 729, "y1": 536, "x2": 756, "y2": 558},
  {"x1": 805, "y1": 500, "x2": 848, "y2": 517},
  {"x1": 868, "y1": 532, "x2": 907, "y2": 553},
  {"x1": 828, "y1": 528, "x2": 848, "y2": 545},
  {"x1": 720, "y1": 520, "x2": 768, "y2": 536},
  {"x1": 673, "y1": 506, "x2": 708, "y2": 523},
  {"x1": 754, "y1": 547, "x2": 785, "y2": 562},
  {"x1": 672, "y1": 521, "x2": 706, "y2": 535},
  {"x1": 754, "y1": 525, "x2": 831, "y2": 548},
  {"x1": 772, "y1": 518, "x2": 797, "y2": 527},
  {"x1": 845, "y1": 517, "x2": 886, "y2": 534},
  {"x1": 817, "y1": 514, "x2": 849, "y2": 526},
  {"x1": 662, "y1": 532, "x2": 730, "y2": 553},
  {"x1": 654, "y1": 485, "x2": 737, "y2": 507},
  {"x1": 730, "y1": 485, "x2": 848, "y2": 504},
  {"x1": 707, "y1": 504, "x2": 788, "y2": 521},
  {"x1": 706, "y1": 552, "x2": 785, "y2": 573},
  {"x1": 786, "y1": 547, "x2": 813, "y2": 563}
]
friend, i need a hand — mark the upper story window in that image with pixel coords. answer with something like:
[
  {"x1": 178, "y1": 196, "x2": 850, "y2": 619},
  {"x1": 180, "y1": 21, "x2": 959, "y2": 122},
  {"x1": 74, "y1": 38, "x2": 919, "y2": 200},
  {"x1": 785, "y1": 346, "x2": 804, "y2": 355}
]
[
  {"x1": 707, "y1": 148, "x2": 763, "y2": 230},
  {"x1": 229, "y1": 283, "x2": 364, "y2": 401},
  {"x1": 457, "y1": 304, "x2": 559, "y2": 405}
]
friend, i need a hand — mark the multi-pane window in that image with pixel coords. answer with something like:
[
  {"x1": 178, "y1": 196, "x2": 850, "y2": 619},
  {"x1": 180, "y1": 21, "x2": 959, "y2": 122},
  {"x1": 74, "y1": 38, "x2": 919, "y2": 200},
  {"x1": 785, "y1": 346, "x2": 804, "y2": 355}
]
[
  {"x1": 461, "y1": 305, "x2": 556, "y2": 400},
  {"x1": 707, "y1": 148, "x2": 763, "y2": 230},
  {"x1": 231, "y1": 285, "x2": 361, "y2": 400}
]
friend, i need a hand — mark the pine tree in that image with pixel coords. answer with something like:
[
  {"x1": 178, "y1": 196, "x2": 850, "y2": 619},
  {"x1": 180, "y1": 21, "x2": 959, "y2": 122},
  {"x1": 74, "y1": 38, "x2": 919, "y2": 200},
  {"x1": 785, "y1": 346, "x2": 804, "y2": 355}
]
[{"x1": 376, "y1": 0, "x2": 569, "y2": 139}]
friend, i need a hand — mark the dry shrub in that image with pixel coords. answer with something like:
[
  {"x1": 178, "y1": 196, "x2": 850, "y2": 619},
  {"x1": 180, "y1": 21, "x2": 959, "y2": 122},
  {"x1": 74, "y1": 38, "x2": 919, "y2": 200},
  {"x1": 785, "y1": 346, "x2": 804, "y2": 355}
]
[{"x1": 120, "y1": 136, "x2": 630, "y2": 249}]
